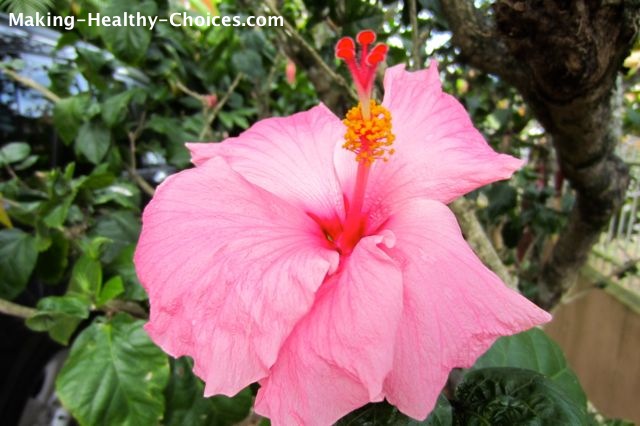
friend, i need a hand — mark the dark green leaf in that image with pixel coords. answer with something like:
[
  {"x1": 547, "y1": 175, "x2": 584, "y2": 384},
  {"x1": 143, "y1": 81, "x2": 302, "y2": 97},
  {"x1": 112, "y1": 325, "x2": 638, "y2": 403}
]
[
  {"x1": 164, "y1": 358, "x2": 252, "y2": 426},
  {"x1": 335, "y1": 396, "x2": 451, "y2": 425},
  {"x1": 231, "y1": 50, "x2": 263, "y2": 79},
  {"x1": 92, "y1": 210, "x2": 141, "y2": 263},
  {"x1": 14, "y1": 154, "x2": 38, "y2": 170},
  {"x1": 471, "y1": 329, "x2": 587, "y2": 408},
  {"x1": 53, "y1": 95, "x2": 91, "y2": 145},
  {"x1": 454, "y1": 367, "x2": 587, "y2": 425},
  {"x1": 75, "y1": 120, "x2": 111, "y2": 164},
  {"x1": 25, "y1": 295, "x2": 89, "y2": 345},
  {"x1": 81, "y1": 164, "x2": 116, "y2": 189},
  {"x1": 102, "y1": 90, "x2": 136, "y2": 127},
  {"x1": 485, "y1": 183, "x2": 517, "y2": 218},
  {"x1": 0, "y1": 142, "x2": 30, "y2": 166},
  {"x1": 56, "y1": 314, "x2": 170, "y2": 426},
  {"x1": 100, "y1": 0, "x2": 157, "y2": 63},
  {"x1": 109, "y1": 244, "x2": 147, "y2": 301},
  {"x1": 42, "y1": 193, "x2": 75, "y2": 228},
  {"x1": 0, "y1": 228, "x2": 38, "y2": 299},
  {"x1": 422, "y1": 395, "x2": 453, "y2": 425},
  {"x1": 34, "y1": 229, "x2": 69, "y2": 284}
]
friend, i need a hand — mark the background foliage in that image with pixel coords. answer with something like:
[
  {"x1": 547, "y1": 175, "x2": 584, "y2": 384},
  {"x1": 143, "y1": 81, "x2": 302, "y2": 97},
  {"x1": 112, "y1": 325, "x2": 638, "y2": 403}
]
[{"x1": 0, "y1": 0, "x2": 637, "y2": 424}]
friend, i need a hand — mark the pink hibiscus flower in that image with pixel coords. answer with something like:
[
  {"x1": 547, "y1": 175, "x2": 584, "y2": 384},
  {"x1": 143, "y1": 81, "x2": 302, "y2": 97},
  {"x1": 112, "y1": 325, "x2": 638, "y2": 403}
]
[{"x1": 134, "y1": 30, "x2": 550, "y2": 425}]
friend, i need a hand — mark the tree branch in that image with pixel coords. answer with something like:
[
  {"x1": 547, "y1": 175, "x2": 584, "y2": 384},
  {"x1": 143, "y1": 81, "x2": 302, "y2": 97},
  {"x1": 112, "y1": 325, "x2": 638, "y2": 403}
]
[
  {"x1": 0, "y1": 67, "x2": 61, "y2": 103},
  {"x1": 409, "y1": 0, "x2": 422, "y2": 70},
  {"x1": 450, "y1": 198, "x2": 517, "y2": 289}
]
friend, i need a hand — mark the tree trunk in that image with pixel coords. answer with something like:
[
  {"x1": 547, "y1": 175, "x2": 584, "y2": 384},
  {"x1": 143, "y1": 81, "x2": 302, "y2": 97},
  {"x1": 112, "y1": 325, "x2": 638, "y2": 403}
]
[{"x1": 441, "y1": 0, "x2": 638, "y2": 309}]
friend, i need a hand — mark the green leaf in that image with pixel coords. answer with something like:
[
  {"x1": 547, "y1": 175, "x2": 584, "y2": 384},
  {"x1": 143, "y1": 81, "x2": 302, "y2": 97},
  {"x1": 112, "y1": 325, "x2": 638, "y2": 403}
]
[
  {"x1": 422, "y1": 395, "x2": 453, "y2": 425},
  {"x1": 92, "y1": 210, "x2": 141, "y2": 263},
  {"x1": 75, "y1": 120, "x2": 111, "y2": 164},
  {"x1": 68, "y1": 255, "x2": 102, "y2": 300},
  {"x1": 96, "y1": 275, "x2": 124, "y2": 307},
  {"x1": 42, "y1": 193, "x2": 75, "y2": 228},
  {"x1": 146, "y1": 114, "x2": 196, "y2": 167},
  {"x1": 84, "y1": 236, "x2": 112, "y2": 260},
  {"x1": 109, "y1": 244, "x2": 147, "y2": 301},
  {"x1": 14, "y1": 154, "x2": 38, "y2": 170},
  {"x1": 0, "y1": 228, "x2": 38, "y2": 299},
  {"x1": 53, "y1": 95, "x2": 91, "y2": 145},
  {"x1": 0, "y1": 0, "x2": 53, "y2": 15},
  {"x1": 164, "y1": 358, "x2": 252, "y2": 426},
  {"x1": 100, "y1": 0, "x2": 157, "y2": 63},
  {"x1": 101, "y1": 90, "x2": 135, "y2": 127},
  {"x1": 56, "y1": 314, "x2": 170, "y2": 426},
  {"x1": 454, "y1": 367, "x2": 587, "y2": 425},
  {"x1": 0, "y1": 142, "x2": 30, "y2": 166},
  {"x1": 471, "y1": 328, "x2": 587, "y2": 408},
  {"x1": 93, "y1": 182, "x2": 140, "y2": 210},
  {"x1": 25, "y1": 295, "x2": 89, "y2": 345},
  {"x1": 81, "y1": 164, "x2": 116, "y2": 189}
]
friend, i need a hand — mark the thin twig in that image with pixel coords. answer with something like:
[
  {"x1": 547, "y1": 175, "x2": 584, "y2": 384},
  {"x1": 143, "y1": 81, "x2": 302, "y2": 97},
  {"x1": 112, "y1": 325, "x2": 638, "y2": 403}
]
[
  {"x1": 198, "y1": 73, "x2": 243, "y2": 140},
  {"x1": 262, "y1": 1, "x2": 357, "y2": 100},
  {"x1": 175, "y1": 80, "x2": 205, "y2": 102},
  {"x1": 126, "y1": 111, "x2": 156, "y2": 197},
  {"x1": 102, "y1": 299, "x2": 147, "y2": 319},
  {"x1": 4, "y1": 164, "x2": 20, "y2": 180},
  {"x1": 0, "y1": 298, "x2": 37, "y2": 319},
  {"x1": 1, "y1": 68, "x2": 61, "y2": 103},
  {"x1": 408, "y1": 0, "x2": 422, "y2": 70},
  {"x1": 128, "y1": 111, "x2": 147, "y2": 170}
]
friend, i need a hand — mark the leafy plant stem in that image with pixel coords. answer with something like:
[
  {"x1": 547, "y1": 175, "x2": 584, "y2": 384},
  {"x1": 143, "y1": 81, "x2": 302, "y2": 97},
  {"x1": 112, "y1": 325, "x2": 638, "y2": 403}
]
[
  {"x1": 0, "y1": 295, "x2": 147, "y2": 321},
  {"x1": 0, "y1": 297, "x2": 36, "y2": 319}
]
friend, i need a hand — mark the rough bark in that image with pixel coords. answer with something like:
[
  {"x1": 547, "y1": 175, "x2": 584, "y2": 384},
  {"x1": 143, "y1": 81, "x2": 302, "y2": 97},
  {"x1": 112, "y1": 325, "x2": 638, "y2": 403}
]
[{"x1": 442, "y1": 0, "x2": 638, "y2": 309}]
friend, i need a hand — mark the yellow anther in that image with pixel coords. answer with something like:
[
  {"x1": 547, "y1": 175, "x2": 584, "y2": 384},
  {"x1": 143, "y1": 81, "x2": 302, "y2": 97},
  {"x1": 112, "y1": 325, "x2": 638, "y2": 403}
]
[{"x1": 342, "y1": 100, "x2": 395, "y2": 164}]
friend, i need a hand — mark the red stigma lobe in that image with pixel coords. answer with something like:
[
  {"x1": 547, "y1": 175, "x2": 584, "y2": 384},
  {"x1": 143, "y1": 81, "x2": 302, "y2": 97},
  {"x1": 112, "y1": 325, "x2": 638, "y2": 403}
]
[{"x1": 335, "y1": 30, "x2": 388, "y2": 99}]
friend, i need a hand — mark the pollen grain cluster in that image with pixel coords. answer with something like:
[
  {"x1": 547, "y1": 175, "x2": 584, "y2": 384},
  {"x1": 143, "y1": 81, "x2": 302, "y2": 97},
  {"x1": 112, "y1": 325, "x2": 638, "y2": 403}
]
[{"x1": 343, "y1": 100, "x2": 395, "y2": 164}]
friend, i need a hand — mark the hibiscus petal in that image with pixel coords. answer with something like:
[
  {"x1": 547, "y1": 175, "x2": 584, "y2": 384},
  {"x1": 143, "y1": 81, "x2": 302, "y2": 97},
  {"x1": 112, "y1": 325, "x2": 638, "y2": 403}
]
[
  {"x1": 134, "y1": 157, "x2": 339, "y2": 397},
  {"x1": 381, "y1": 199, "x2": 551, "y2": 419},
  {"x1": 255, "y1": 233, "x2": 403, "y2": 426},
  {"x1": 334, "y1": 64, "x2": 523, "y2": 230},
  {"x1": 187, "y1": 104, "x2": 346, "y2": 219}
]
